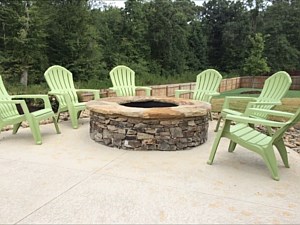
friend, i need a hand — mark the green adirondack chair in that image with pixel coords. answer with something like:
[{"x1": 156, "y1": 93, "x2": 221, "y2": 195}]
[
  {"x1": 208, "y1": 107, "x2": 300, "y2": 181},
  {"x1": 214, "y1": 71, "x2": 292, "y2": 132},
  {"x1": 0, "y1": 76, "x2": 60, "y2": 144},
  {"x1": 109, "y1": 65, "x2": 152, "y2": 96},
  {"x1": 44, "y1": 65, "x2": 100, "y2": 129},
  {"x1": 175, "y1": 69, "x2": 222, "y2": 120}
]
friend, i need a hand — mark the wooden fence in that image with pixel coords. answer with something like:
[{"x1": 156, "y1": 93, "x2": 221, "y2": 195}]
[{"x1": 99, "y1": 76, "x2": 300, "y2": 98}]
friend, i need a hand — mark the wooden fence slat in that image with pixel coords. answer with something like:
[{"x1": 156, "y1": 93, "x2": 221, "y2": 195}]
[{"x1": 102, "y1": 76, "x2": 299, "y2": 97}]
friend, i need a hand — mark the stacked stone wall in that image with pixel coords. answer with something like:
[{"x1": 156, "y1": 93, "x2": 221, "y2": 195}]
[{"x1": 90, "y1": 112, "x2": 209, "y2": 151}]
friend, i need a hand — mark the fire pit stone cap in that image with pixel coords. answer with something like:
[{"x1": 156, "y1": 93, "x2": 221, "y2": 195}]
[{"x1": 86, "y1": 96, "x2": 211, "y2": 119}]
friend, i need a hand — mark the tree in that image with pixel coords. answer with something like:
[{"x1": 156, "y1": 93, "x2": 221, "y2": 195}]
[
  {"x1": 243, "y1": 33, "x2": 270, "y2": 85},
  {"x1": 201, "y1": 0, "x2": 252, "y2": 72},
  {"x1": 91, "y1": 7, "x2": 123, "y2": 70},
  {"x1": 186, "y1": 20, "x2": 208, "y2": 71},
  {"x1": 44, "y1": 0, "x2": 103, "y2": 81},
  {"x1": 0, "y1": 0, "x2": 48, "y2": 85},
  {"x1": 221, "y1": 1, "x2": 251, "y2": 72},
  {"x1": 263, "y1": 0, "x2": 300, "y2": 71},
  {"x1": 146, "y1": 0, "x2": 196, "y2": 75},
  {"x1": 245, "y1": 0, "x2": 266, "y2": 34},
  {"x1": 119, "y1": 0, "x2": 151, "y2": 74}
]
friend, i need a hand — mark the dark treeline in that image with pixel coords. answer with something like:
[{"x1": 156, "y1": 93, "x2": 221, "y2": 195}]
[{"x1": 1, "y1": 0, "x2": 300, "y2": 86}]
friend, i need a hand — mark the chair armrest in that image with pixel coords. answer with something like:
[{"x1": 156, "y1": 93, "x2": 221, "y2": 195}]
[
  {"x1": 47, "y1": 91, "x2": 73, "y2": 106},
  {"x1": 224, "y1": 96, "x2": 258, "y2": 101},
  {"x1": 48, "y1": 91, "x2": 68, "y2": 96},
  {"x1": 75, "y1": 89, "x2": 100, "y2": 100},
  {"x1": 0, "y1": 99, "x2": 31, "y2": 114},
  {"x1": 135, "y1": 86, "x2": 152, "y2": 90},
  {"x1": 203, "y1": 91, "x2": 220, "y2": 101},
  {"x1": 108, "y1": 86, "x2": 151, "y2": 96},
  {"x1": 205, "y1": 91, "x2": 220, "y2": 97},
  {"x1": 135, "y1": 86, "x2": 152, "y2": 96},
  {"x1": 11, "y1": 94, "x2": 52, "y2": 108},
  {"x1": 223, "y1": 96, "x2": 257, "y2": 109},
  {"x1": 221, "y1": 109, "x2": 243, "y2": 117},
  {"x1": 247, "y1": 101, "x2": 281, "y2": 108},
  {"x1": 175, "y1": 90, "x2": 194, "y2": 98},
  {"x1": 225, "y1": 114, "x2": 286, "y2": 128},
  {"x1": 198, "y1": 91, "x2": 220, "y2": 103},
  {"x1": 47, "y1": 91, "x2": 72, "y2": 99},
  {"x1": 247, "y1": 108, "x2": 295, "y2": 118},
  {"x1": 0, "y1": 99, "x2": 24, "y2": 104}
]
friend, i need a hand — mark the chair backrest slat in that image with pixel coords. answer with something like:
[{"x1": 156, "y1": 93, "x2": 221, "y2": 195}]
[
  {"x1": 110, "y1": 65, "x2": 136, "y2": 96},
  {"x1": 0, "y1": 76, "x2": 20, "y2": 121},
  {"x1": 44, "y1": 65, "x2": 79, "y2": 106},
  {"x1": 193, "y1": 69, "x2": 222, "y2": 102},
  {"x1": 251, "y1": 71, "x2": 292, "y2": 118}
]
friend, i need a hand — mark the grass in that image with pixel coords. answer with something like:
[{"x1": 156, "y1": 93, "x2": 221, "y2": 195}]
[
  {"x1": 6, "y1": 82, "x2": 300, "y2": 116},
  {"x1": 216, "y1": 88, "x2": 300, "y2": 99},
  {"x1": 211, "y1": 88, "x2": 300, "y2": 117}
]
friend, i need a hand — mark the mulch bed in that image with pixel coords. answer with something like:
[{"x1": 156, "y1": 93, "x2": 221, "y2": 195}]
[{"x1": 240, "y1": 90, "x2": 261, "y2": 94}]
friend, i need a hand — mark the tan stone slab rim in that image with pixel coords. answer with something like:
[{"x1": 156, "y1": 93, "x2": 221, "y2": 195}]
[{"x1": 86, "y1": 96, "x2": 211, "y2": 119}]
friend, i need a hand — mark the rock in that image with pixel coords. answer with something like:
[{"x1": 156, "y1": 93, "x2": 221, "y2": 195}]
[
  {"x1": 159, "y1": 142, "x2": 171, "y2": 150},
  {"x1": 188, "y1": 120, "x2": 196, "y2": 126},
  {"x1": 137, "y1": 133, "x2": 154, "y2": 140},
  {"x1": 284, "y1": 142, "x2": 296, "y2": 148},
  {"x1": 170, "y1": 127, "x2": 183, "y2": 138},
  {"x1": 124, "y1": 140, "x2": 141, "y2": 148}
]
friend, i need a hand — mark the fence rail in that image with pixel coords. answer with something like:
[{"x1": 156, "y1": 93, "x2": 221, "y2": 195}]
[{"x1": 99, "y1": 76, "x2": 300, "y2": 98}]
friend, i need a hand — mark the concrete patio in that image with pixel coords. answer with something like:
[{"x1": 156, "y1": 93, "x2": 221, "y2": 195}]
[{"x1": 0, "y1": 118, "x2": 299, "y2": 224}]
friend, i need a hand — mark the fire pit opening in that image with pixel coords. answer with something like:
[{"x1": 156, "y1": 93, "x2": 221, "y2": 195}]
[{"x1": 120, "y1": 100, "x2": 178, "y2": 108}]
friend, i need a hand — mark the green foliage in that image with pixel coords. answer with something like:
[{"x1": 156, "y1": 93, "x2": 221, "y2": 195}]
[
  {"x1": 0, "y1": 1, "x2": 48, "y2": 84},
  {"x1": 42, "y1": 0, "x2": 104, "y2": 81},
  {"x1": 242, "y1": 33, "x2": 270, "y2": 76},
  {"x1": 186, "y1": 21, "x2": 208, "y2": 70},
  {"x1": 4, "y1": 82, "x2": 49, "y2": 95},
  {"x1": 201, "y1": 0, "x2": 252, "y2": 72},
  {"x1": 217, "y1": 87, "x2": 300, "y2": 99},
  {"x1": 75, "y1": 78, "x2": 112, "y2": 90},
  {"x1": 263, "y1": 0, "x2": 300, "y2": 71},
  {"x1": 1, "y1": 0, "x2": 300, "y2": 88},
  {"x1": 75, "y1": 70, "x2": 201, "y2": 88}
]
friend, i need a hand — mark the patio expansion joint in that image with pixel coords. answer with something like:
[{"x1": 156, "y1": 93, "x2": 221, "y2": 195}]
[{"x1": 14, "y1": 150, "x2": 130, "y2": 225}]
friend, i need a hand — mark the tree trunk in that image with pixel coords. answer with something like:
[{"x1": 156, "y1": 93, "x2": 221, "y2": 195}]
[{"x1": 20, "y1": 69, "x2": 28, "y2": 86}]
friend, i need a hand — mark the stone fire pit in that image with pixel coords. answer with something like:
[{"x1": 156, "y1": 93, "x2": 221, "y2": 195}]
[{"x1": 86, "y1": 96, "x2": 211, "y2": 151}]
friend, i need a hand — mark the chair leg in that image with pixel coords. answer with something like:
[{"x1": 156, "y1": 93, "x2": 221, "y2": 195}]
[
  {"x1": 52, "y1": 116, "x2": 61, "y2": 134},
  {"x1": 214, "y1": 115, "x2": 222, "y2": 132},
  {"x1": 70, "y1": 116, "x2": 78, "y2": 129},
  {"x1": 207, "y1": 130, "x2": 223, "y2": 165},
  {"x1": 77, "y1": 110, "x2": 82, "y2": 119},
  {"x1": 228, "y1": 141, "x2": 237, "y2": 152},
  {"x1": 209, "y1": 111, "x2": 213, "y2": 121},
  {"x1": 56, "y1": 110, "x2": 61, "y2": 123},
  {"x1": 266, "y1": 126, "x2": 273, "y2": 136},
  {"x1": 274, "y1": 140, "x2": 289, "y2": 168},
  {"x1": 261, "y1": 146, "x2": 280, "y2": 181},
  {"x1": 27, "y1": 116, "x2": 42, "y2": 145},
  {"x1": 12, "y1": 122, "x2": 22, "y2": 134},
  {"x1": 146, "y1": 89, "x2": 151, "y2": 96},
  {"x1": 68, "y1": 107, "x2": 79, "y2": 129}
]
